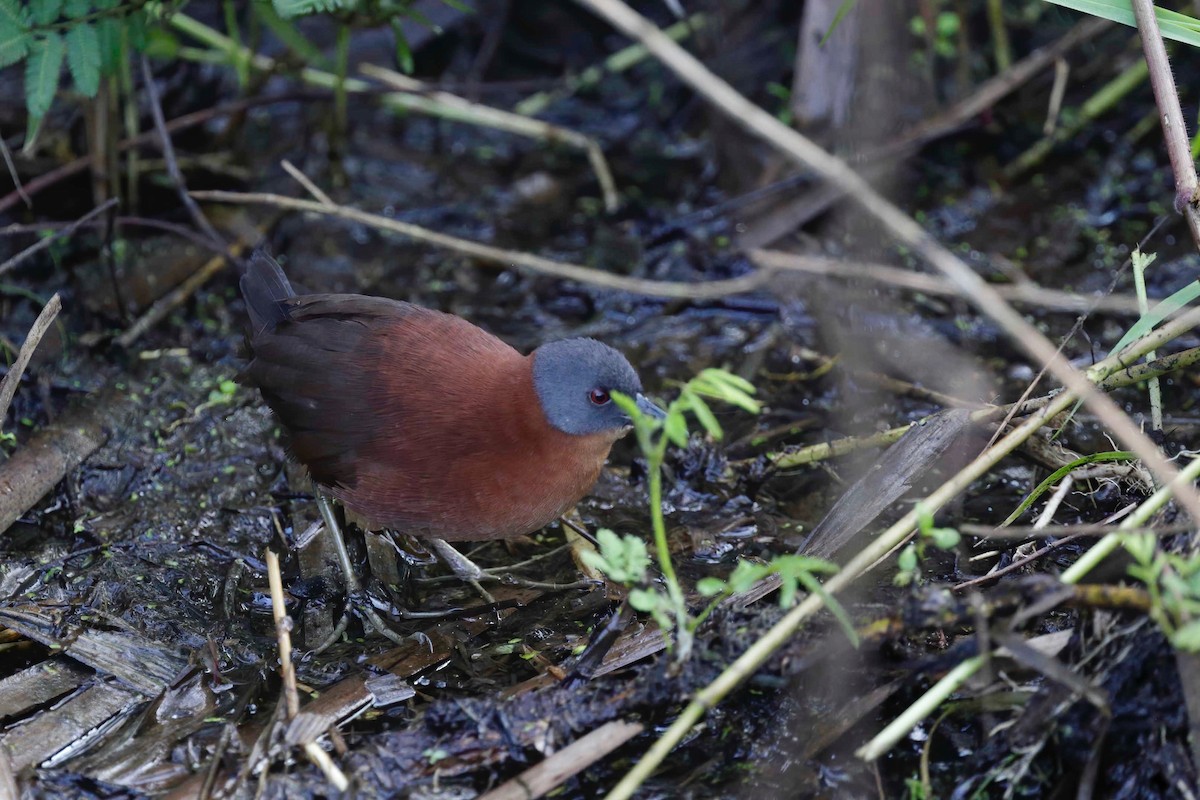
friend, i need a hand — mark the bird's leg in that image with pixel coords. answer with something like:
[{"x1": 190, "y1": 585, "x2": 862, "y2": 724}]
[
  {"x1": 429, "y1": 538, "x2": 496, "y2": 604},
  {"x1": 425, "y1": 537, "x2": 596, "y2": 594},
  {"x1": 310, "y1": 493, "x2": 410, "y2": 652}
]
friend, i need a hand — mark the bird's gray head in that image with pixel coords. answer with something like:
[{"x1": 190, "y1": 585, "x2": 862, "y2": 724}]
[{"x1": 531, "y1": 338, "x2": 662, "y2": 436}]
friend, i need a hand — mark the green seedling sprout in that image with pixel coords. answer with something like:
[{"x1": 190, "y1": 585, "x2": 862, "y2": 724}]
[
  {"x1": 585, "y1": 368, "x2": 851, "y2": 660},
  {"x1": 1123, "y1": 528, "x2": 1200, "y2": 651},
  {"x1": 894, "y1": 504, "x2": 962, "y2": 588}
]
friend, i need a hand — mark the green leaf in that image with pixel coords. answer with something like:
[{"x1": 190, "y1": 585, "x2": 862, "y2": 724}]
[
  {"x1": 0, "y1": 0, "x2": 30, "y2": 68},
  {"x1": 1000, "y1": 451, "x2": 1135, "y2": 528},
  {"x1": 1122, "y1": 532, "x2": 1157, "y2": 566},
  {"x1": 609, "y1": 390, "x2": 640, "y2": 420},
  {"x1": 897, "y1": 544, "x2": 918, "y2": 572},
  {"x1": 22, "y1": 107, "x2": 44, "y2": 155},
  {"x1": 66, "y1": 22, "x2": 100, "y2": 97},
  {"x1": 581, "y1": 528, "x2": 650, "y2": 585},
  {"x1": 143, "y1": 27, "x2": 179, "y2": 59},
  {"x1": 928, "y1": 526, "x2": 961, "y2": 550},
  {"x1": 577, "y1": 547, "x2": 607, "y2": 575},
  {"x1": 819, "y1": 0, "x2": 857, "y2": 45},
  {"x1": 126, "y1": 9, "x2": 147, "y2": 50},
  {"x1": 1111, "y1": 279, "x2": 1200, "y2": 359},
  {"x1": 0, "y1": 22, "x2": 28, "y2": 68},
  {"x1": 31, "y1": 0, "x2": 63, "y2": 26},
  {"x1": 695, "y1": 576, "x2": 728, "y2": 597},
  {"x1": 686, "y1": 392, "x2": 723, "y2": 440},
  {"x1": 391, "y1": 18, "x2": 413, "y2": 73},
  {"x1": 725, "y1": 560, "x2": 770, "y2": 594},
  {"x1": 272, "y1": 0, "x2": 353, "y2": 18},
  {"x1": 663, "y1": 411, "x2": 688, "y2": 448},
  {"x1": 25, "y1": 31, "x2": 64, "y2": 119},
  {"x1": 628, "y1": 587, "x2": 674, "y2": 633},
  {"x1": 1044, "y1": 0, "x2": 1200, "y2": 49},
  {"x1": 628, "y1": 587, "x2": 665, "y2": 614},
  {"x1": 0, "y1": 0, "x2": 29, "y2": 27},
  {"x1": 692, "y1": 369, "x2": 761, "y2": 414},
  {"x1": 700, "y1": 367, "x2": 756, "y2": 395},
  {"x1": 1172, "y1": 619, "x2": 1200, "y2": 652},
  {"x1": 796, "y1": 571, "x2": 859, "y2": 647},
  {"x1": 95, "y1": 15, "x2": 119, "y2": 72},
  {"x1": 64, "y1": 0, "x2": 90, "y2": 18},
  {"x1": 254, "y1": 1, "x2": 329, "y2": 67}
]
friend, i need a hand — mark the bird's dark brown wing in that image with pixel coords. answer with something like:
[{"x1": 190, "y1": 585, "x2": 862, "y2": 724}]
[{"x1": 241, "y1": 293, "x2": 434, "y2": 489}]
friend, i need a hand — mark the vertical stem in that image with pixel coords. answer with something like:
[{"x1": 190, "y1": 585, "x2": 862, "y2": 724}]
[
  {"x1": 1130, "y1": 0, "x2": 1200, "y2": 249},
  {"x1": 265, "y1": 547, "x2": 299, "y2": 719},
  {"x1": 223, "y1": 0, "x2": 248, "y2": 87},
  {"x1": 648, "y1": 431, "x2": 690, "y2": 658},
  {"x1": 648, "y1": 438, "x2": 679, "y2": 595},
  {"x1": 986, "y1": 0, "x2": 1011, "y2": 71},
  {"x1": 1132, "y1": 253, "x2": 1163, "y2": 432}
]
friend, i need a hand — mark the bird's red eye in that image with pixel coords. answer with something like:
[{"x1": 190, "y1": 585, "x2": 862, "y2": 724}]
[{"x1": 588, "y1": 388, "x2": 611, "y2": 406}]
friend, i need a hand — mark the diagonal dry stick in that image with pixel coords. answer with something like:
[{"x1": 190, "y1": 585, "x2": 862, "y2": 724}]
[
  {"x1": 476, "y1": 720, "x2": 644, "y2": 800},
  {"x1": 266, "y1": 543, "x2": 349, "y2": 791},
  {"x1": 0, "y1": 293, "x2": 61, "y2": 431},
  {"x1": 572, "y1": 0, "x2": 1200, "y2": 526}
]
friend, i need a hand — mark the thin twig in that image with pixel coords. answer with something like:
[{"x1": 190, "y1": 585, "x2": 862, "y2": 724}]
[
  {"x1": 953, "y1": 533, "x2": 1088, "y2": 591},
  {"x1": 1130, "y1": 0, "x2": 1200, "y2": 248},
  {"x1": 1043, "y1": 58, "x2": 1069, "y2": 135},
  {"x1": 281, "y1": 160, "x2": 334, "y2": 206},
  {"x1": 191, "y1": 190, "x2": 770, "y2": 300},
  {"x1": 476, "y1": 720, "x2": 644, "y2": 800},
  {"x1": 139, "y1": 56, "x2": 228, "y2": 251},
  {"x1": 0, "y1": 294, "x2": 60, "y2": 429},
  {"x1": 265, "y1": 541, "x2": 300, "y2": 719},
  {"x1": 267, "y1": 530, "x2": 349, "y2": 791},
  {"x1": 0, "y1": 138, "x2": 29, "y2": 208},
  {"x1": 0, "y1": 199, "x2": 118, "y2": 277}
]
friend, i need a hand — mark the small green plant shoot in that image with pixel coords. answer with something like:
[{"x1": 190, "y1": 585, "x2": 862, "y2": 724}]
[
  {"x1": 581, "y1": 368, "x2": 850, "y2": 661},
  {"x1": 1124, "y1": 531, "x2": 1200, "y2": 651},
  {"x1": 893, "y1": 504, "x2": 961, "y2": 588}
]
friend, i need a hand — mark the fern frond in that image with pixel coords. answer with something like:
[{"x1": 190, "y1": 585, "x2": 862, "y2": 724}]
[
  {"x1": 25, "y1": 32, "x2": 65, "y2": 119},
  {"x1": 66, "y1": 22, "x2": 100, "y2": 97}
]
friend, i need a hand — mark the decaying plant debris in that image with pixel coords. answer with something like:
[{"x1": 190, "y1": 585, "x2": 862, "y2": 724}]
[{"x1": 3, "y1": 1, "x2": 1200, "y2": 797}]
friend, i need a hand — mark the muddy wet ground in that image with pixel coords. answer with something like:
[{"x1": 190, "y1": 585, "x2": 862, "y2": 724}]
[{"x1": 2, "y1": 2, "x2": 1200, "y2": 798}]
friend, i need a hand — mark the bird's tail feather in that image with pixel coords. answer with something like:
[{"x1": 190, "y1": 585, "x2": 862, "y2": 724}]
[{"x1": 241, "y1": 249, "x2": 296, "y2": 333}]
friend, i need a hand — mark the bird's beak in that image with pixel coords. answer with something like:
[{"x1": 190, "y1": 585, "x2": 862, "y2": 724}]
[{"x1": 635, "y1": 393, "x2": 667, "y2": 421}]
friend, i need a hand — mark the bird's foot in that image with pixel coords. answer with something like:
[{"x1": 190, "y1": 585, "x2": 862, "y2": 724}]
[
  {"x1": 424, "y1": 538, "x2": 596, "y2": 597},
  {"x1": 310, "y1": 590, "x2": 415, "y2": 654}
]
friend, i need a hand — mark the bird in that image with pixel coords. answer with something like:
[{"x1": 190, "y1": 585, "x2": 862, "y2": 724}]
[{"x1": 240, "y1": 251, "x2": 663, "y2": 644}]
